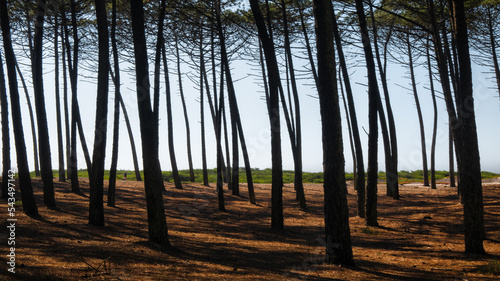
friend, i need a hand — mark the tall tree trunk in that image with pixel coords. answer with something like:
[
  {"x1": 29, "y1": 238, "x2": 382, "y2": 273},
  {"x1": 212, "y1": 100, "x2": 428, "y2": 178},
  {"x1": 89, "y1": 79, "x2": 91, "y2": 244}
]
[
  {"x1": 369, "y1": 2, "x2": 398, "y2": 198},
  {"x1": 15, "y1": 63, "x2": 40, "y2": 180},
  {"x1": 130, "y1": 0, "x2": 170, "y2": 245},
  {"x1": 250, "y1": 0, "x2": 283, "y2": 229},
  {"x1": 61, "y1": 12, "x2": 71, "y2": 184},
  {"x1": 108, "y1": 0, "x2": 120, "y2": 207},
  {"x1": 216, "y1": 1, "x2": 255, "y2": 201},
  {"x1": 332, "y1": 8, "x2": 366, "y2": 214},
  {"x1": 54, "y1": 12, "x2": 65, "y2": 182},
  {"x1": 89, "y1": 0, "x2": 110, "y2": 226},
  {"x1": 174, "y1": 36, "x2": 195, "y2": 183},
  {"x1": 407, "y1": 36, "x2": 429, "y2": 187},
  {"x1": 222, "y1": 97, "x2": 232, "y2": 191},
  {"x1": 162, "y1": 42, "x2": 182, "y2": 189},
  {"x1": 23, "y1": 0, "x2": 40, "y2": 178},
  {"x1": 0, "y1": 0, "x2": 39, "y2": 217},
  {"x1": 355, "y1": 0, "x2": 379, "y2": 227},
  {"x1": 427, "y1": 40, "x2": 438, "y2": 190},
  {"x1": 451, "y1": 0, "x2": 485, "y2": 254},
  {"x1": 298, "y1": 2, "x2": 318, "y2": 85},
  {"x1": 200, "y1": 27, "x2": 209, "y2": 187},
  {"x1": 313, "y1": 0, "x2": 354, "y2": 266},
  {"x1": 32, "y1": 0, "x2": 56, "y2": 208},
  {"x1": 0, "y1": 52, "x2": 10, "y2": 198},
  {"x1": 217, "y1": 58, "x2": 226, "y2": 211},
  {"x1": 282, "y1": 0, "x2": 306, "y2": 209},
  {"x1": 339, "y1": 69, "x2": 357, "y2": 192}
]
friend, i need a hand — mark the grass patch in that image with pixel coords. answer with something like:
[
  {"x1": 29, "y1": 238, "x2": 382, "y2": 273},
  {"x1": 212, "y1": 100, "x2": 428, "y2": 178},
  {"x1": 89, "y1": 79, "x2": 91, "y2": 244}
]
[
  {"x1": 479, "y1": 260, "x2": 500, "y2": 275},
  {"x1": 361, "y1": 227, "x2": 378, "y2": 235}
]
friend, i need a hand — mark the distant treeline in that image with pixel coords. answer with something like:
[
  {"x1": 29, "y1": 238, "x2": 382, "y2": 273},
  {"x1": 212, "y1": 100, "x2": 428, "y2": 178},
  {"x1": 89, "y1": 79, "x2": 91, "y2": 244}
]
[{"x1": 33, "y1": 169, "x2": 499, "y2": 184}]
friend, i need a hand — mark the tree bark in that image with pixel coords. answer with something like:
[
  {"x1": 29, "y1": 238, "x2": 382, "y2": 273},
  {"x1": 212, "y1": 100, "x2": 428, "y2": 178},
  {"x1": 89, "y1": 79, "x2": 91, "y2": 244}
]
[
  {"x1": 427, "y1": 40, "x2": 438, "y2": 190},
  {"x1": 250, "y1": 0, "x2": 283, "y2": 229},
  {"x1": 130, "y1": 0, "x2": 170, "y2": 245},
  {"x1": 332, "y1": 7, "x2": 366, "y2": 214},
  {"x1": 89, "y1": 0, "x2": 110, "y2": 227},
  {"x1": 32, "y1": 0, "x2": 56, "y2": 208},
  {"x1": 54, "y1": 12, "x2": 65, "y2": 182},
  {"x1": 1, "y1": 0, "x2": 39, "y2": 217},
  {"x1": 162, "y1": 42, "x2": 182, "y2": 189},
  {"x1": 200, "y1": 27, "x2": 209, "y2": 187},
  {"x1": 451, "y1": 0, "x2": 485, "y2": 254},
  {"x1": 407, "y1": 35, "x2": 429, "y2": 187},
  {"x1": 355, "y1": 0, "x2": 379, "y2": 227},
  {"x1": 313, "y1": 0, "x2": 355, "y2": 266},
  {"x1": 0, "y1": 52, "x2": 10, "y2": 198}
]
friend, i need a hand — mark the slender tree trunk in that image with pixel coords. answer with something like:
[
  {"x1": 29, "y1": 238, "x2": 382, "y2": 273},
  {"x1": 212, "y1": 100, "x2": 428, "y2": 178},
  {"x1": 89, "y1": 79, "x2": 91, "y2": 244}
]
[
  {"x1": 332, "y1": 8, "x2": 366, "y2": 214},
  {"x1": 130, "y1": 0, "x2": 170, "y2": 245},
  {"x1": 23, "y1": 0, "x2": 40, "y2": 178},
  {"x1": 217, "y1": 58, "x2": 226, "y2": 211},
  {"x1": 313, "y1": 0, "x2": 354, "y2": 266},
  {"x1": 32, "y1": 0, "x2": 56, "y2": 208},
  {"x1": 108, "y1": 0, "x2": 120, "y2": 207},
  {"x1": 298, "y1": 2, "x2": 318, "y2": 85},
  {"x1": 1, "y1": 0, "x2": 39, "y2": 217},
  {"x1": 0, "y1": 52, "x2": 10, "y2": 198},
  {"x1": 61, "y1": 12, "x2": 71, "y2": 184},
  {"x1": 15, "y1": 63, "x2": 40, "y2": 180},
  {"x1": 250, "y1": 0, "x2": 283, "y2": 229},
  {"x1": 369, "y1": 2, "x2": 398, "y2": 198},
  {"x1": 222, "y1": 97, "x2": 232, "y2": 191},
  {"x1": 162, "y1": 42, "x2": 182, "y2": 189},
  {"x1": 54, "y1": 12, "x2": 65, "y2": 182},
  {"x1": 118, "y1": 94, "x2": 142, "y2": 181},
  {"x1": 89, "y1": 0, "x2": 110, "y2": 226},
  {"x1": 339, "y1": 69, "x2": 357, "y2": 192},
  {"x1": 355, "y1": 0, "x2": 379, "y2": 227},
  {"x1": 174, "y1": 36, "x2": 195, "y2": 183},
  {"x1": 427, "y1": 41, "x2": 438, "y2": 190},
  {"x1": 451, "y1": 0, "x2": 485, "y2": 254},
  {"x1": 408, "y1": 36, "x2": 429, "y2": 187},
  {"x1": 200, "y1": 27, "x2": 209, "y2": 187},
  {"x1": 282, "y1": 0, "x2": 306, "y2": 209},
  {"x1": 216, "y1": 2, "x2": 255, "y2": 201}
]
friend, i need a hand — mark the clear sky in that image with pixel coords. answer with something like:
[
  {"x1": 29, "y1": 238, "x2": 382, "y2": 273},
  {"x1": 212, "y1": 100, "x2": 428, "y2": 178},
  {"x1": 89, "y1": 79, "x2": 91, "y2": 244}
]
[{"x1": 6, "y1": 42, "x2": 500, "y2": 176}]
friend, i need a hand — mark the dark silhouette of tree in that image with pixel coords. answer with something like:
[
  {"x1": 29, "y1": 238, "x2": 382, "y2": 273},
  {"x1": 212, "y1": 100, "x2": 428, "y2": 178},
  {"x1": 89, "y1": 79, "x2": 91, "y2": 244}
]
[
  {"x1": 0, "y1": 52, "x2": 10, "y2": 199},
  {"x1": 54, "y1": 10, "x2": 65, "y2": 182},
  {"x1": 250, "y1": 0, "x2": 283, "y2": 229},
  {"x1": 32, "y1": 0, "x2": 56, "y2": 208},
  {"x1": 426, "y1": 39, "x2": 439, "y2": 190},
  {"x1": 89, "y1": 0, "x2": 110, "y2": 227},
  {"x1": 1, "y1": 0, "x2": 38, "y2": 217},
  {"x1": 130, "y1": 0, "x2": 170, "y2": 245},
  {"x1": 312, "y1": 0, "x2": 354, "y2": 266},
  {"x1": 355, "y1": 0, "x2": 379, "y2": 227}
]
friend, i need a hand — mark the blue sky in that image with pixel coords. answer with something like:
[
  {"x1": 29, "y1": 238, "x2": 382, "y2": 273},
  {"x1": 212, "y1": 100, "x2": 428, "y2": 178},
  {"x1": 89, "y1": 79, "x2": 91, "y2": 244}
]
[{"x1": 6, "y1": 43, "x2": 500, "y2": 176}]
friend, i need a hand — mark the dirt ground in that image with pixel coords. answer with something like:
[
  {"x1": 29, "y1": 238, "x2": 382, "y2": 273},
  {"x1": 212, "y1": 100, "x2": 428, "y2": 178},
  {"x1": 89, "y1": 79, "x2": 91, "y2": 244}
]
[{"x1": 1, "y1": 177, "x2": 499, "y2": 280}]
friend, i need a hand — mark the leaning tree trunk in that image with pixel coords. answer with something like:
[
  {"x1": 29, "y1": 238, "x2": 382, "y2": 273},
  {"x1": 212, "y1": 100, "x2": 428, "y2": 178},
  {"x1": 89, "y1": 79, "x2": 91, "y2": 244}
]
[
  {"x1": 427, "y1": 40, "x2": 438, "y2": 190},
  {"x1": 332, "y1": 8, "x2": 366, "y2": 214},
  {"x1": 250, "y1": 0, "x2": 284, "y2": 229},
  {"x1": 282, "y1": 0, "x2": 306, "y2": 209},
  {"x1": 451, "y1": 0, "x2": 485, "y2": 254},
  {"x1": 487, "y1": 6, "x2": 500, "y2": 101},
  {"x1": 54, "y1": 12, "x2": 65, "y2": 182},
  {"x1": 216, "y1": 60, "x2": 226, "y2": 212},
  {"x1": 32, "y1": 0, "x2": 56, "y2": 208},
  {"x1": 108, "y1": 0, "x2": 120, "y2": 207},
  {"x1": 162, "y1": 43, "x2": 182, "y2": 189},
  {"x1": 15, "y1": 63, "x2": 40, "y2": 180},
  {"x1": 0, "y1": 52, "x2": 10, "y2": 198},
  {"x1": 61, "y1": 17, "x2": 71, "y2": 183},
  {"x1": 449, "y1": 125, "x2": 456, "y2": 188},
  {"x1": 355, "y1": 0, "x2": 379, "y2": 227},
  {"x1": 89, "y1": 0, "x2": 110, "y2": 227},
  {"x1": 1, "y1": 0, "x2": 39, "y2": 217},
  {"x1": 174, "y1": 36, "x2": 195, "y2": 183},
  {"x1": 313, "y1": 0, "x2": 354, "y2": 266},
  {"x1": 408, "y1": 36, "x2": 429, "y2": 187},
  {"x1": 130, "y1": 0, "x2": 170, "y2": 245},
  {"x1": 199, "y1": 27, "x2": 209, "y2": 187}
]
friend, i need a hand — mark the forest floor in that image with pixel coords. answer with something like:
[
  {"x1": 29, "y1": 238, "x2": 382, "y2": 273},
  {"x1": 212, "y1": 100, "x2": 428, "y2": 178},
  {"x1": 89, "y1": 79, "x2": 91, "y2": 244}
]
[{"x1": 1, "y1": 177, "x2": 500, "y2": 280}]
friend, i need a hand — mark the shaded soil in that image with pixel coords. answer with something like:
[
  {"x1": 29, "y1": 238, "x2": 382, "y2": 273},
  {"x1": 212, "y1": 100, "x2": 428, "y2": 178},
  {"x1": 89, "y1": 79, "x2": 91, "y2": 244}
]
[{"x1": 1, "y1": 178, "x2": 499, "y2": 280}]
